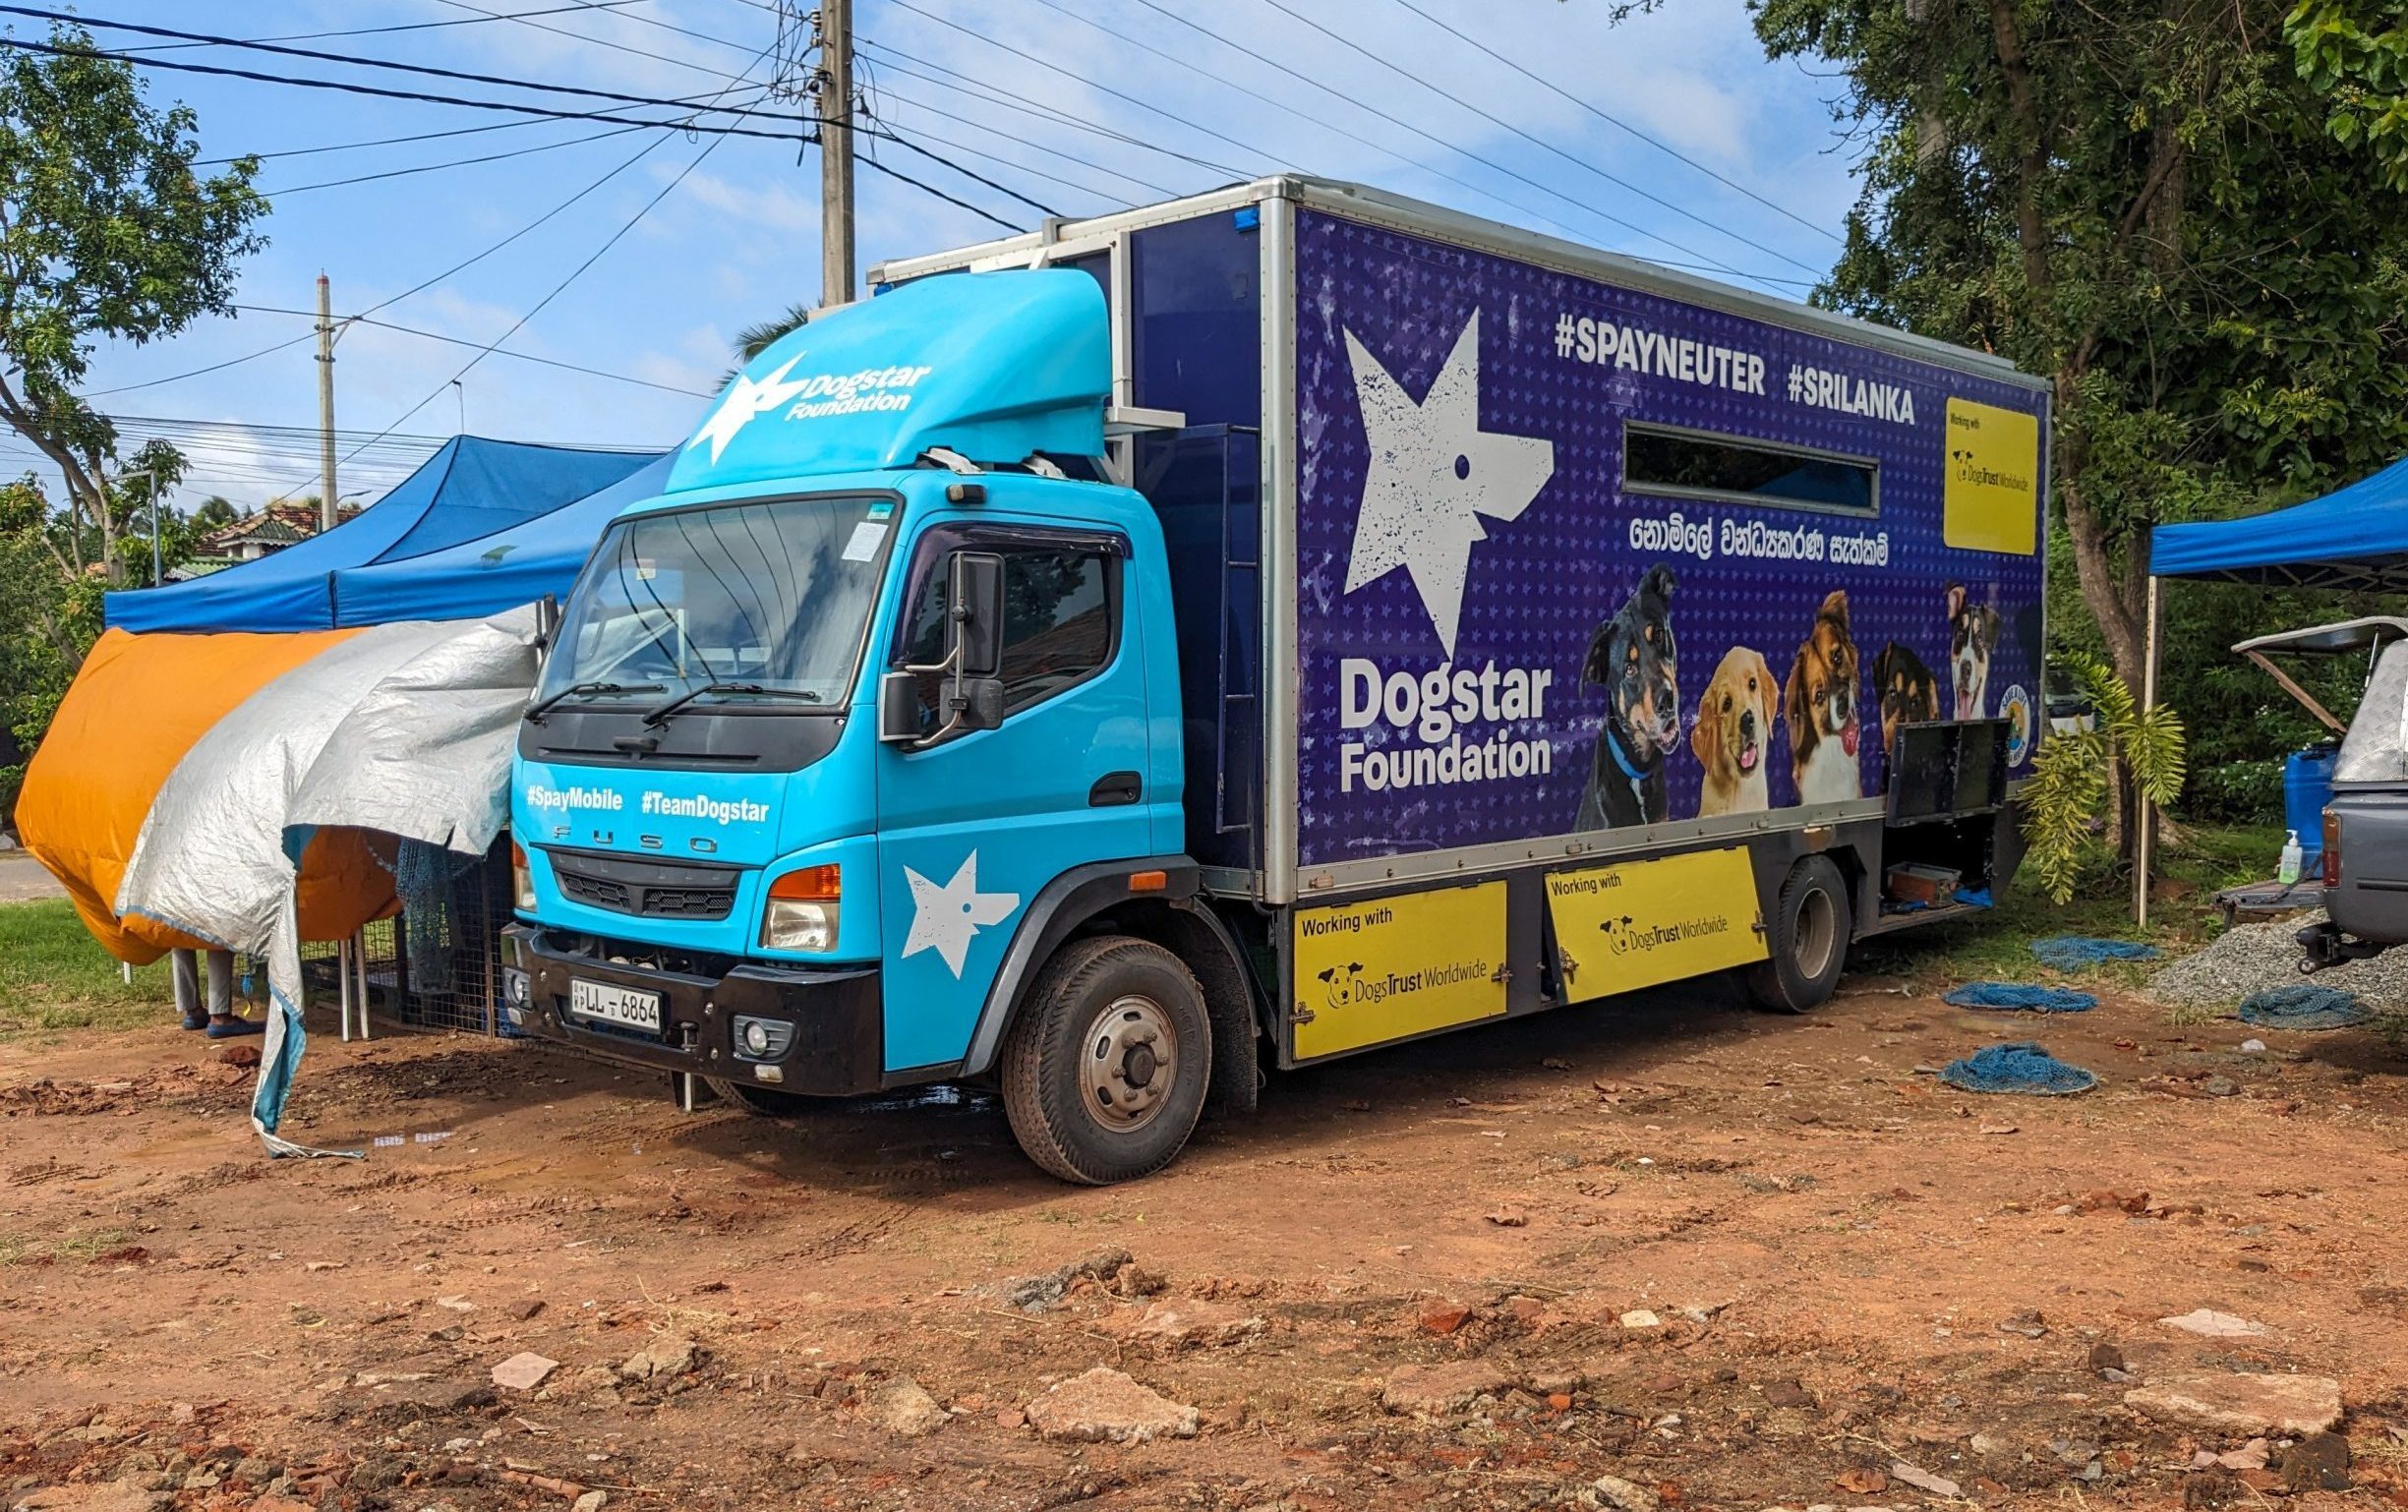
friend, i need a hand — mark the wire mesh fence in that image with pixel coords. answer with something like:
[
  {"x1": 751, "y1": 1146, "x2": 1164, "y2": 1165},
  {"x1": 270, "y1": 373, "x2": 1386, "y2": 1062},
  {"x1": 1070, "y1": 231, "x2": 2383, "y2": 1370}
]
[{"x1": 240, "y1": 839, "x2": 514, "y2": 1037}]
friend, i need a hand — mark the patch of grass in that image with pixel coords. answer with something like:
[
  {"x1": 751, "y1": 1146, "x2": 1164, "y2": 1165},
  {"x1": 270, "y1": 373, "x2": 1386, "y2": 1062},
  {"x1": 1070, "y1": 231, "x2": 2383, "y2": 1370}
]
[
  {"x1": 0, "y1": 1227, "x2": 134, "y2": 1267},
  {"x1": 1851, "y1": 822, "x2": 2282, "y2": 989},
  {"x1": 0, "y1": 898, "x2": 173, "y2": 1039}
]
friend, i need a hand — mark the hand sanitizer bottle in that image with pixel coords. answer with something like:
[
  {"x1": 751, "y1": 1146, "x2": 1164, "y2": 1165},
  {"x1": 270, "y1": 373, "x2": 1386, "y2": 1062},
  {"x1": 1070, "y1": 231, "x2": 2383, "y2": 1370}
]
[{"x1": 2279, "y1": 830, "x2": 2304, "y2": 886}]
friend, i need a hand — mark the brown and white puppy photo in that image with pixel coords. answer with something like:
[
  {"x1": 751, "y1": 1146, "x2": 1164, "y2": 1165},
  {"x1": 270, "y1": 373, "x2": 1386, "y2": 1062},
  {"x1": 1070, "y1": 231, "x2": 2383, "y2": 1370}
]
[
  {"x1": 1872, "y1": 640, "x2": 1942, "y2": 761},
  {"x1": 1785, "y1": 589, "x2": 1863, "y2": 806},
  {"x1": 1692, "y1": 647, "x2": 1775, "y2": 817}
]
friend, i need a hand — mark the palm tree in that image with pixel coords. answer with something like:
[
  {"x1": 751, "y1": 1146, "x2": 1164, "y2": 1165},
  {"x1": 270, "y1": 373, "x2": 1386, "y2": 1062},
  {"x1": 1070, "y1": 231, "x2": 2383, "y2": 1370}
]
[{"x1": 715, "y1": 301, "x2": 815, "y2": 389}]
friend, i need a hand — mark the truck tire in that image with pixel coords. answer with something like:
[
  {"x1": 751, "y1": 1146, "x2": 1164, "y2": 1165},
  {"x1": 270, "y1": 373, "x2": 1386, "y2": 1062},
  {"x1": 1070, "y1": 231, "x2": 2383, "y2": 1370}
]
[
  {"x1": 1745, "y1": 854, "x2": 1851, "y2": 1014},
  {"x1": 1001, "y1": 935, "x2": 1211, "y2": 1186},
  {"x1": 703, "y1": 1077, "x2": 817, "y2": 1118}
]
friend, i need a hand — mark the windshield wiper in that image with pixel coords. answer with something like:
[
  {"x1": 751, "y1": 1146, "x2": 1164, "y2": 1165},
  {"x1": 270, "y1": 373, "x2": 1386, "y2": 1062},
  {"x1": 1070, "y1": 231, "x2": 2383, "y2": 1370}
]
[
  {"x1": 642, "y1": 680, "x2": 825, "y2": 727},
  {"x1": 527, "y1": 680, "x2": 664, "y2": 723}
]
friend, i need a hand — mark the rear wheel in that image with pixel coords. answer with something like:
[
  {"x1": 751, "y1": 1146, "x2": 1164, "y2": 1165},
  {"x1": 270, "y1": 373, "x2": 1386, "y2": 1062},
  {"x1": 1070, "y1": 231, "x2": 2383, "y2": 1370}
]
[
  {"x1": 1745, "y1": 854, "x2": 1851, "y2": 1014},
  {"x1": 704, "y1": 1077, "x2": 818, "y2": 1117},
  {"x1": 1001, "y1": 935, "x2": 1211, "y2": 1185}
]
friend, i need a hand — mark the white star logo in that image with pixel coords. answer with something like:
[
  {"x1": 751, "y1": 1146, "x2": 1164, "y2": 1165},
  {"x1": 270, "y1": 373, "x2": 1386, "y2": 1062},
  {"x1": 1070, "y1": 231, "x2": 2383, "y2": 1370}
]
[
  {"x1": 1343, "y1": 309, "x2": 1555, "y2": 657},
  {"x1": 688, "y1": 354, "x2": 811, "y2": 465},
  {"x1": 901, "y1": 850, "x2": 1021, "y2": 978}
]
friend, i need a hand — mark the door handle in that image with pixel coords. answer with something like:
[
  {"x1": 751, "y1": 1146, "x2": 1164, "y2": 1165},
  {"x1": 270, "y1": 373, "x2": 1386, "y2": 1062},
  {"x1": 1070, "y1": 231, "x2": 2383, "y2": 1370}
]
[{"x1": 1088, "y1": 771, "x2": 1143, "y2": 807}]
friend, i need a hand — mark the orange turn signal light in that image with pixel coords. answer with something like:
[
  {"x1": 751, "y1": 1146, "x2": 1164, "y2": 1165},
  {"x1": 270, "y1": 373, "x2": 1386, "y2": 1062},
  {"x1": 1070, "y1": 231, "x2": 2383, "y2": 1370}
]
[
  {"x1": 768, "y1": 864, "x2": 842, "y2": 901},
  {"x1": 1128, "y1": 869, "x2": 1168, "y2": 894}
]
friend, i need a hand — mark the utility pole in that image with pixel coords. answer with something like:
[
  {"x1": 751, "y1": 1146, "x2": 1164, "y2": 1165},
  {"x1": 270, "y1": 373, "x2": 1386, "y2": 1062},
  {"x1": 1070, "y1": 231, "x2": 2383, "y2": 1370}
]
[
  {"x1": 316, "y1": 272, "x2": 338, "y2": 532},
  {"x1": 815, "y1": 0, "x2": 854, "y2": 309}
]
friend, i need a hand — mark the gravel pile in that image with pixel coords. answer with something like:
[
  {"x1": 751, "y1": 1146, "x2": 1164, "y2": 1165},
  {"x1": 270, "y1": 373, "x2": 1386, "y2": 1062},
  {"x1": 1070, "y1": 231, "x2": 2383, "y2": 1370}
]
[{"x1": 2149, "y1": 909, "x2": 2408, "y2": 1011}]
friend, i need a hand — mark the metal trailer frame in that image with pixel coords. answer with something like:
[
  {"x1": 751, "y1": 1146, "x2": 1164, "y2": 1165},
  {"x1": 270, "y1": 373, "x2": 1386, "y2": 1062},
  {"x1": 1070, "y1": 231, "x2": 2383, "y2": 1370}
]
[{"x1": 871, "y1": 175, "x2": 2049, "y2": 911}]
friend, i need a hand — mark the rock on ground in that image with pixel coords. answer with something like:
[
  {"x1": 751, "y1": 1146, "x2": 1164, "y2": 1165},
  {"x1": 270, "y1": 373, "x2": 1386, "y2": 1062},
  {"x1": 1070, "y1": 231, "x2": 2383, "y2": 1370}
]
[
  {"x1": 2124, "y1": 1374, "x2": 2343, "y2": 1435},
  {"x1": 1380, "y1": 1361, "x2": 1513, "y2": 1416},
  {"x1": 2158, "y1": 1308, "x2": 2266, "y2": 1338},
  {"x1": 1023, "y1": 1367, "x2": 1199, "y2": 1444},
  {"x1": 1001, "y1": 1248, "x2": 1133, "y2": 1312},
  {"x1": 1581, "y1": 1475, "x2": 1658, "y2": 1512},
  {"x1": 617, "y1": 1333, "x2": 700, "y2": 1382},
  {"x1": 490, "y1": 1352, "x2": 558, "y2": 1392},
  {"x1": 1127, "y1": 1299, "x2": 1263, "y2": 1348},
  {"x1": 862, "y1": 1376, "x2": 948, "y2": 1437}
]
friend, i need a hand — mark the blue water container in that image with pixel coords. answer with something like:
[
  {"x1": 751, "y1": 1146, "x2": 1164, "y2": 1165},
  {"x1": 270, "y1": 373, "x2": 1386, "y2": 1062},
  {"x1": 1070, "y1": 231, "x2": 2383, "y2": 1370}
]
[{"x1": 2285, "y1": 743, "x2": 2339, "y2": 866}]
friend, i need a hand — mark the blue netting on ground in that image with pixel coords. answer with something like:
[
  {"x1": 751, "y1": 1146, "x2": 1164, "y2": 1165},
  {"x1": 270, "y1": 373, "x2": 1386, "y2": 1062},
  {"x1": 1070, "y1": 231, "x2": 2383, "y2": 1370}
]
[
  {"x1": 2031, "y1": 935, "x2": 2160, "y2": 970},
  {"x1": 2237, "y1": 983, "x2": 2372, "y2": 1030},
  {"x1": 1943, "y1": 983, "x2": 2098, "y2": 1013},
  {"x1": 1940, "y1": 1041, "x2": 2099, "y2": 1095}
]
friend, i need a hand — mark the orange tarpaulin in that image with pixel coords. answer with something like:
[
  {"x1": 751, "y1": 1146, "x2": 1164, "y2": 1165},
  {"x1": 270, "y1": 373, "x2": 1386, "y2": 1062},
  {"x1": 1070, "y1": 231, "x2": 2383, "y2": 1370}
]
[{"x1": 18, "y1": 626, "x2": 399, "y2": 963}]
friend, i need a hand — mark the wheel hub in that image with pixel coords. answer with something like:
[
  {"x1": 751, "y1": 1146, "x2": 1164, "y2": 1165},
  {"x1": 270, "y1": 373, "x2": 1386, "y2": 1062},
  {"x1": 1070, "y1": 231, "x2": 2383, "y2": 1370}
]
[{"x1": 1082, "y1": 994, "x2": 1177, "y2": 1133}]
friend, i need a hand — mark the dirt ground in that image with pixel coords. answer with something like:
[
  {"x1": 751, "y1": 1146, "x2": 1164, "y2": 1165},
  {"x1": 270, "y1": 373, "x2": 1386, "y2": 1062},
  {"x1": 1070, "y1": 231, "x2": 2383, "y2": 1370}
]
[{"x1": 5, "y1": 965, "x2": 2407, "y2": 1512}]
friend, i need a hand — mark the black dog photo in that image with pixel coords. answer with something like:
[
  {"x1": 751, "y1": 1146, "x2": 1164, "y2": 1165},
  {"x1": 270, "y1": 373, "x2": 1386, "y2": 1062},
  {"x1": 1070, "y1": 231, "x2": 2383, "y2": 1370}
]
[{"x1": 1576, "y1": 563, "x2": 1679, "y2": 830}]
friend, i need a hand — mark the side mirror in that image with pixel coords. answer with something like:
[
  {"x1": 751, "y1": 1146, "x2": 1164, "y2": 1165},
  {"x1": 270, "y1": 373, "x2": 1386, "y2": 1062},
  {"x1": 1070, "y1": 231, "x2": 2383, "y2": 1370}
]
[
  {"x1": 949, "y1": 551, "x2": 1005, "y2": 679},
  {"x1": 876, "y1": 670, "x2": 920, "y2": 744}
]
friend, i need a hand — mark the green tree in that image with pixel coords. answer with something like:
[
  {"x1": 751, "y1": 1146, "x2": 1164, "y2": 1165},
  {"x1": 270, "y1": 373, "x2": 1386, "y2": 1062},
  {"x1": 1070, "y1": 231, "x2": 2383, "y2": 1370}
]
[
  {"x1": 190, "y1": 494, "x2": 238, "y2": 535},
  {"x1": 1749, "y1": 0, "x2": 2408, "y2": 694},
  {"x1": 0, "y1": 23, "x2": 265, "y2": 602},
  {"x1": 2290, "y1": 2, "x2": 2408, "y2": 189}
]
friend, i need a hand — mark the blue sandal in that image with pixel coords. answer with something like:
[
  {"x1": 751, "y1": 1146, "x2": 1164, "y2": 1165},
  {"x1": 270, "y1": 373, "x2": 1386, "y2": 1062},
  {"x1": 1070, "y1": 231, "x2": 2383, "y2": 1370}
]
[
  {"x1": 181, "y1": 1009, "x2": 209, "y2": 1031},
  {"x1": 205, "y1": 1016, "x2": 264, "y2": 1038}
]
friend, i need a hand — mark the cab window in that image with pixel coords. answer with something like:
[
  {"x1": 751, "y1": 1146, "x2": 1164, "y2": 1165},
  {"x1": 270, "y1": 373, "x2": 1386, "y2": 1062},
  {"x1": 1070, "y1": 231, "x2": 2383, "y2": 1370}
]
[{"x1": 895, "y1": 538, "x2": 1120, "y2": 731}]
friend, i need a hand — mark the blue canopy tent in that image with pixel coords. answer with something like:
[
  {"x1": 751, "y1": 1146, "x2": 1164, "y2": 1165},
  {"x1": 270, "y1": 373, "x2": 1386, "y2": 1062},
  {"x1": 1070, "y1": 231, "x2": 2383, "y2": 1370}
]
[
  {"x1": 2150, "y1": 453, "x2": 2408, "y2": 590},
  {"x1": 2141, "y1": 450, "x2": 2408, "y2": 923},
  {"x1": 105, "y1": 436, "x2": 660, "y2": 634},
  {"x1": 329, "y1": 453, "x2": 672, "y2": 626}
]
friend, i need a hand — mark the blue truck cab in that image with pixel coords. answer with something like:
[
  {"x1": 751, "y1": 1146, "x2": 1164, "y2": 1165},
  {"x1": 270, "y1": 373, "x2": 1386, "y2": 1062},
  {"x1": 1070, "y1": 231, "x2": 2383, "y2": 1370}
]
[{"x1": 506, "y1": 179, "x2": 2051, "y2": 1184}]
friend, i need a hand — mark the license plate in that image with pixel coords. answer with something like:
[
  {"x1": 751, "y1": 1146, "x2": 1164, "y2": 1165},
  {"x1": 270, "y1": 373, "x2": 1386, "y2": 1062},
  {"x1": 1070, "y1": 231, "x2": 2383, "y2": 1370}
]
[{"x1": 568, "y1": 978, "x2": 664, "y2": 1033}]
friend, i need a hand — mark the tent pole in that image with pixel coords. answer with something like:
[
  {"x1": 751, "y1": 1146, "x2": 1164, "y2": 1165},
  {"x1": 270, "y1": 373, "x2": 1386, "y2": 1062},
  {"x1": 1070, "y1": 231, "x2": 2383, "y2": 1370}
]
[
  {"x1": 2136, "y1": 575, "x2": 2163, "y2": 928},
  {"x1": 338, "y1": 936, "x2": 352, "y2": 1043}
]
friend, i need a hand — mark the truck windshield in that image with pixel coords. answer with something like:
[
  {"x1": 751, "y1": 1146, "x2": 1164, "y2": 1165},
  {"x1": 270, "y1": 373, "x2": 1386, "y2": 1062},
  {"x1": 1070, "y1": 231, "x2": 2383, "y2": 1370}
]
[{"x1": 536, "y1": 494, "x2": 891, "y2": 711}]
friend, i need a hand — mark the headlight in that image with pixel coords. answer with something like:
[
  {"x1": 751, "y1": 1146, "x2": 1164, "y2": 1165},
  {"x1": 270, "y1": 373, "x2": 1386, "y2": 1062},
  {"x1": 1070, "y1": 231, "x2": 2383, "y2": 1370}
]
[
  {"x1": 761, "y1": 863, "x2": 840, "y2": 952},
  {"x1": 511, "y1": 840, "x2": 536, "y2": 911}
]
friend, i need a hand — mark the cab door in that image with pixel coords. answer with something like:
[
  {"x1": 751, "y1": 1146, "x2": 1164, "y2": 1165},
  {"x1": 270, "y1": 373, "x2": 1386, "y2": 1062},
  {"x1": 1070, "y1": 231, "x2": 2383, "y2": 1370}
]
[{"x1": 872, "y1": 518, "x2": 1154, "y2": 1073}]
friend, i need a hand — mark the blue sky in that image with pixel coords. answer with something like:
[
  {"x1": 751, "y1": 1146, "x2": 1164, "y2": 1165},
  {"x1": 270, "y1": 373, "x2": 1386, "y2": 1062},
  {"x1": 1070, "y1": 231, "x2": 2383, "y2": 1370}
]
[{"x1": 26, "y1": 0, "x2": 1863, "y2": 509}]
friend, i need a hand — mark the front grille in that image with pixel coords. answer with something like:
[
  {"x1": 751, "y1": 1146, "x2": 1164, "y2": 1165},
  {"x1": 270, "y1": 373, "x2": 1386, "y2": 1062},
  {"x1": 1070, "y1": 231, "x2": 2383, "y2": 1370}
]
[
  {"x1": 643, "y1": 886, "x2": 736, "y2": 918},
  {"x1": 558, "y1": 872, "x2": 632, "y2": 911},
  {"x1": 547, "y1": 849, "x2": 737, "y2": 922}
]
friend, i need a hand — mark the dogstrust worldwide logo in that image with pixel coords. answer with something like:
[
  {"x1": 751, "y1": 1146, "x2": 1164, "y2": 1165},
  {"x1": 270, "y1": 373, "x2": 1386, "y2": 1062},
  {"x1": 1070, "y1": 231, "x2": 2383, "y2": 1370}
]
[{"x1": 1337, "y1": 307, "x2": 1559, "y2": 798}]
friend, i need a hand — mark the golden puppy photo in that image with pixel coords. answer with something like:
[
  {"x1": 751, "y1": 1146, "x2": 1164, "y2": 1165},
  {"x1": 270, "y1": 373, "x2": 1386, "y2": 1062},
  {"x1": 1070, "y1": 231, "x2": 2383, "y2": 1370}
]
[{"x1": 1692, "y1": 646, "x2": 1775, "y2": 817}]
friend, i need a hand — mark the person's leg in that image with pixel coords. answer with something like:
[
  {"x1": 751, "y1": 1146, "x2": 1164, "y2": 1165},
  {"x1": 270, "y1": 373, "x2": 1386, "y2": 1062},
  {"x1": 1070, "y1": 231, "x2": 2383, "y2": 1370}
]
[
  {"x1": 204, "y1": 950, "x2": 259, "y2": 1037},
  {"x1": 171, "y1": 949, "x2": 206, "y2": 1030}
]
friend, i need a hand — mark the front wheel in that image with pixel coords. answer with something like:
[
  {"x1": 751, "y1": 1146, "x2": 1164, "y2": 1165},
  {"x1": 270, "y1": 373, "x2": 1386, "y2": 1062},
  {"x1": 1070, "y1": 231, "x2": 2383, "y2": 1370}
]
[
  {"x1": 1001, "y1": 936, "x2": 1211, "y2": 1185},
  {"x1": 1745, "y1": 854, "x2": 1851, "y2": 1014}
]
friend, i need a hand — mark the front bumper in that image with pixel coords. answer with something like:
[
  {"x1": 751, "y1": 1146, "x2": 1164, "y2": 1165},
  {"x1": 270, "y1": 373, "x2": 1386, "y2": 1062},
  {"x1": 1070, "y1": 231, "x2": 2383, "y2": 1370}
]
[{"x1": 502, "y1": 924, "x2": 884, "y2": 1095}]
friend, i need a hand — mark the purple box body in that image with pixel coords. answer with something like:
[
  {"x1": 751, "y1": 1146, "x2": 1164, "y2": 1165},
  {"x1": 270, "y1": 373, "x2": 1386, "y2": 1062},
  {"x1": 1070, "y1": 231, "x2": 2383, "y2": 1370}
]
[{"x1": 1292, "y1": 209, "x2": 2048, "y2": 869}]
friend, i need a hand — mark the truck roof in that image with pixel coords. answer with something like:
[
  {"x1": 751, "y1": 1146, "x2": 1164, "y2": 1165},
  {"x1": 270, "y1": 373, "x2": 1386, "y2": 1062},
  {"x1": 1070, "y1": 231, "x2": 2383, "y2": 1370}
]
[{"x1": 868, "y1": 174, "x2": 2047, "y2": 394}]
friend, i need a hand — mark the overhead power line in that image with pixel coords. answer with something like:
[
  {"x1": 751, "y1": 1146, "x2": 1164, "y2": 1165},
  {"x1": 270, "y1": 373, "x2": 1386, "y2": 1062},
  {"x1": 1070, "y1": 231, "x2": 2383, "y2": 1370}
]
[
  {"x1": 0, "y1": 32, "x2": 827, "y2": 144},
  {"x1": 880, "y1": 0, "x2": 1278, "y2": 179},
  {"x1": 1383, "y1": 0, "x2": 1841, "y2": 245},
  {"x1": 1244, "y1": 0, "x2": 1822, "y2": 277},
  {"x1": 0, "y1": 7, "x2": 821, "y2": 129},
  {"x1": 428, "y1": 0, "x2": 762, "y2": 83},
  {"x1": 229, "y1": 306, "x2": 716, "y2": 397},
  {"x1": 866, "y1": 71, "x2": 1182, "y2": 200},
  {"x1": 1030, "y1": 0, "x2": 1728, "y2": 274},
  {"x1": 114, "y1": 1, "x2": 654, "y2": 54},
  {"x1": 853, "y1": 37, "x2": 1240, "y2": 182},
  {"x1": 267, "y1": 120, "x2": 654, "y2": 195}
]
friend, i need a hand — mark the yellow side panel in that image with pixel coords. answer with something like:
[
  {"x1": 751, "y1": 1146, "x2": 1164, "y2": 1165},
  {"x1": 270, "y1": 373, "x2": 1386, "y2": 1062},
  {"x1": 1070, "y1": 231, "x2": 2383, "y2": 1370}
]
[
  {"x1": 1547, "y1": 847, "x2": 1767, "y2": 1004},
  {"x1": 1292, "y1": 881, "x2": 1505, "y2": 1059},
  {"x1": 1942, "y1": 397, "x2": 2041, "y2": 554}
]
